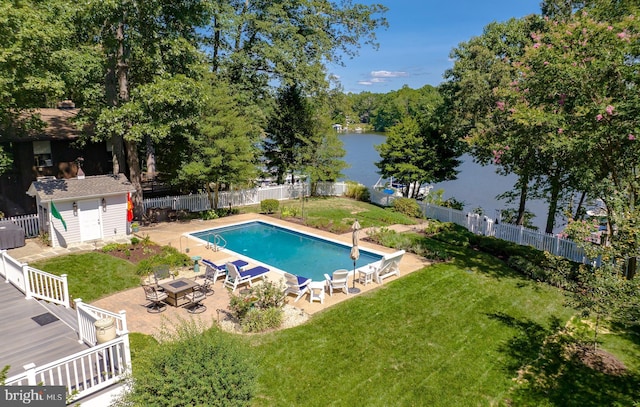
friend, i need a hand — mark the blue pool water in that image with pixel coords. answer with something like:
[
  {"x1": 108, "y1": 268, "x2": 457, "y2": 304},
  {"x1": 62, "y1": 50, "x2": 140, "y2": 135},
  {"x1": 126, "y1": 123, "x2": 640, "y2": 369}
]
[{"x1": 190, "y1": 221, "x2": 383, "y2": 281}]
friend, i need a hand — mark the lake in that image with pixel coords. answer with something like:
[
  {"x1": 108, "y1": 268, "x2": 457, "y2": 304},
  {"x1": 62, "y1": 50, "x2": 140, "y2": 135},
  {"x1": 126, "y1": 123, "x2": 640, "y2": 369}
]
[{"x1": 338, "y1": 132, "x2": 553, "y2": 231}]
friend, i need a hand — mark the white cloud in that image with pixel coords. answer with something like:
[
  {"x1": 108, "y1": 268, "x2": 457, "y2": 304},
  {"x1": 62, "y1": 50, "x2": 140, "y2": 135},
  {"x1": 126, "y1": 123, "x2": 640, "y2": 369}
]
[
  {"x1": 358, "y1": 81, "x2": 373, "y2": 85},
  {"x1": 371, "y1": 77, "x2": 386, "y2": 83},
  {"x1": 370, "y1": 70, "x2": 408, "y2": 78}
]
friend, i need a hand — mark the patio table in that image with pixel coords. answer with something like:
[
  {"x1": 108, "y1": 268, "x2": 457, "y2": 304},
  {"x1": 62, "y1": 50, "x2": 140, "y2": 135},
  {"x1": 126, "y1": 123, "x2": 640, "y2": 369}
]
[{"x1": 159, "y1": 278, "x2": 198, "y2": 307}]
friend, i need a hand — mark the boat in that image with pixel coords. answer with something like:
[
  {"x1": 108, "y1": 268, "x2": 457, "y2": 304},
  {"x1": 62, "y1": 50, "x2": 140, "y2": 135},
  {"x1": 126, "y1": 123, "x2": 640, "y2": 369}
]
[{"x1": 372, "y1": 176, "x2": 432, "y2": 199}]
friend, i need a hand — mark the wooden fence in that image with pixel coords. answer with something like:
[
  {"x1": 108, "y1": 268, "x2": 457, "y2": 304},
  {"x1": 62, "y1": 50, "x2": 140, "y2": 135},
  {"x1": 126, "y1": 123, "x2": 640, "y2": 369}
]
[{"x1": 370, "y1": 188, "x2": 593, "y2": 265}]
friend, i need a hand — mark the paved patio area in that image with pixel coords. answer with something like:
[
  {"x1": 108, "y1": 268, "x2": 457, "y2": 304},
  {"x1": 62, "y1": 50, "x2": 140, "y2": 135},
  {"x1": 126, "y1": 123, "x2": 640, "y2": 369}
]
[{"x1": 9, "y1": 214, "x2": 431, "y2": 336}]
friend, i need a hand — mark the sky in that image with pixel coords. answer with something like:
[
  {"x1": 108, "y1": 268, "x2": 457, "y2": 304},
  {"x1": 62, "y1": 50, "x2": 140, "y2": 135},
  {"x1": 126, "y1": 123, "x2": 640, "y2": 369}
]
[{"x1": 330, "y1": 0, "x2": 543, "y2": 93}]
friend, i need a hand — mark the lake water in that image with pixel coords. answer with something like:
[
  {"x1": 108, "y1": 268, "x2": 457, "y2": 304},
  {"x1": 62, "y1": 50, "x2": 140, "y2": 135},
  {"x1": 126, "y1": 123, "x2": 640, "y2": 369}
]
[{"x1": 338, "y1": 132, "x2": 552, "y2": 231}]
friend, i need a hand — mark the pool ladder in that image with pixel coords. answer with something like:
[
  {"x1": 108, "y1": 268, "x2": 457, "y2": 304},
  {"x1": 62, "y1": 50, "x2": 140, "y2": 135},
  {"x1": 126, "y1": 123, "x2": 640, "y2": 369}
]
[{"x1": 207, "y1": 233, "x2": 227, "y2": 252}]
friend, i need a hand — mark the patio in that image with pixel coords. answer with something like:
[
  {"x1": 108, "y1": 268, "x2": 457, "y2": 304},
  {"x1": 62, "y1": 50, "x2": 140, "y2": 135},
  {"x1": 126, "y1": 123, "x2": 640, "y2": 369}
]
[{"x1": 19, "y1": 214, "x2": 431, "y2": 336}]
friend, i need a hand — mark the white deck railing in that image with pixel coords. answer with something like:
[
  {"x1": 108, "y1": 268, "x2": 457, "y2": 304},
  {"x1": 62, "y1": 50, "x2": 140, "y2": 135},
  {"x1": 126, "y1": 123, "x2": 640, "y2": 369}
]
[
  {"x1": 0, "y1": 250, "x2": 70, "y2": 307},
  {"x1": 75, "y1": 300, "x2": 128, "y2": 346},
  {"x1": 5, "y1": 335, "x2": 131, "y2": 403}
]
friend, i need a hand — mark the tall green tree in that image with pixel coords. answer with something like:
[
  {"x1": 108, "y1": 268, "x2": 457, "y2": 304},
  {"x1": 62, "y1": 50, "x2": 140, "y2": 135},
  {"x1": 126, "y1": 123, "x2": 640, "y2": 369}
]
[
  {"x1": 206, "y1": 1, "x2": 387, "y2": 89},
  {"x1": 86, "y1": 0, "x2": 209, "y2": 218},
  {"x1": 442, "y1": 15, "x2": 547, "y2": 226},
  {"x1": 176, "y1": 78, "x2": 260, "y2": 208},
  {"x1": 263, "y1": 85, "x2": 315, "y2": 185}
]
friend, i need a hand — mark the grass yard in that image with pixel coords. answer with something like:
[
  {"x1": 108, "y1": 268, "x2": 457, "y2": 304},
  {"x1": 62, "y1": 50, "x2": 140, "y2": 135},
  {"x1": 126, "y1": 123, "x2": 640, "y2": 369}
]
[
  {"x1": 242, "y1": 196, "x2": 416, "y2": 233},
  {"x1": 31, "y1": 253, "x2": 140, "y2": 302},
  {"x1": 246, "y1": 251, "x2": 586, "y2": 406},
  {"x1": 238, "y1": 225, "x2": 640, "y2": 406}
]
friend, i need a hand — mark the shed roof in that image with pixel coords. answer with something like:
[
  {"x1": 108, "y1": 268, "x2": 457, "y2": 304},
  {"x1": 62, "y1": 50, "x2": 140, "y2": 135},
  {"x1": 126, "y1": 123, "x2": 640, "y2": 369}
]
[{"x1": 27, "y1": 174, "x2": 135, "y2": 202}]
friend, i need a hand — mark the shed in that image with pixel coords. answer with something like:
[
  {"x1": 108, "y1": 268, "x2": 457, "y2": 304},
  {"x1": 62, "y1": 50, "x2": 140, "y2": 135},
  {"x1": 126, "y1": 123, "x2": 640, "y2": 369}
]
[{"x1": 27, "y1": 174, "x2": 135, "y2": 248}]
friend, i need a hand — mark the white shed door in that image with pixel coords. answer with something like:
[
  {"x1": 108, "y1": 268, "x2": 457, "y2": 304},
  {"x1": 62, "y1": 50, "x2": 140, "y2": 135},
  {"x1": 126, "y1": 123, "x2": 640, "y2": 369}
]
[{"x1": 79, "y1": 200, "x2": 102, "y2": 241}]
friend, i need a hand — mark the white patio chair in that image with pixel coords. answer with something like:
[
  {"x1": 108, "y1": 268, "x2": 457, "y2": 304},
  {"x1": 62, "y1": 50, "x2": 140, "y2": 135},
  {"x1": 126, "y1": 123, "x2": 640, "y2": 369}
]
[
  {"x1": 370, "y1": 250, "x2": 405, "y2": 284},
  {"x1": 324, "y1": 269, "x2": 350, "y2": 296},
  {"x1": 284, "y1": 272, "x2": 311, "y2": 302}
]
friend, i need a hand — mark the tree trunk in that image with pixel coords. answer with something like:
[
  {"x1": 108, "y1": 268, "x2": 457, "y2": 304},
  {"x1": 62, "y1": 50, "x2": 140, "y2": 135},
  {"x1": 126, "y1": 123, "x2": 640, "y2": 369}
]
[
  {"x1": 516, "y1": 175, "x2": 529, "y2": 226},
  {"x1": 114, "y1": 18, "x2": 129, "y2": 176},
  {"x1": 105, "y1": 56, "x2": 125, "y2": 174},
  {"x1": 545, "y1": 174, "x2": 561, "y2": 234},
  {"x1": 125, "y1": 139, "x2": 144, "y2": 220},
  {"x1": 145, "y1": 135, "x2": 156, "y2": 181},
  {"x1": 574, "y1": 191, "x2": 587, "y2": 220},
  {"x1": 627, "y1": 257, "x2": 637, "y2": 279}
]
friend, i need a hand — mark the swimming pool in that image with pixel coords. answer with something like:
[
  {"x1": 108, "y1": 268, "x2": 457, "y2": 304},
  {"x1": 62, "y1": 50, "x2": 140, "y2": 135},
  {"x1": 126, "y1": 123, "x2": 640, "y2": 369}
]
[{"x1": 190, "y1": 221, "x2": 383, "y2": 281}]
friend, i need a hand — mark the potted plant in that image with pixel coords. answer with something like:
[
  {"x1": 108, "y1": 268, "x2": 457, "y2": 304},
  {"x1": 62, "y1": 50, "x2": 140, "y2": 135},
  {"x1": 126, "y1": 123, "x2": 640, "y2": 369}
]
[{"x1": 131, "y1": 222, "x2": 140, "y2": 233}]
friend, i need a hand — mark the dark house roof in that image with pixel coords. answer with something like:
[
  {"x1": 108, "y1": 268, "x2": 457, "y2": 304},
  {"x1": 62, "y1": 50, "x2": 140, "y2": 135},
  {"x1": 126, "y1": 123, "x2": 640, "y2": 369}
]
[
  {"x1": 6, "y1": 107, "x2": 92, "y2": 141},
  {"x1": 27, "y1": 174, "x2": 135, "y2": 202}
]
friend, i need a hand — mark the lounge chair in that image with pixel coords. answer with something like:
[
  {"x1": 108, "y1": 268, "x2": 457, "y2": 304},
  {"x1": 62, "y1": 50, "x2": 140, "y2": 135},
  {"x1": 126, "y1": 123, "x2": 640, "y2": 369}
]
[
  {"x1": 370, "y1": 250, "x2": 405, "y2": 284},
  {"x1": 203, "y1": 259, "x2": 248, "y2": 280},
  {"x1": 324, "y1": 269, "x2": 350, "y2": 296},
  {"x1": 224, "y1": 262, "x2": 270, "y2": 291},
  {"x1": 284, "y1": 272, "x2": 311, "y2": 302},
  {"x1": 142, "y1": 284, "x2": 168, "y2": 313}
]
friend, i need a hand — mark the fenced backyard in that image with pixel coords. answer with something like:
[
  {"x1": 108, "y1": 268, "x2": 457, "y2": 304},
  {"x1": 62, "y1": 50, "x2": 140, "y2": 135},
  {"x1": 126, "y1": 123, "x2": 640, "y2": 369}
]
[{"x1": 5, "y1": 180, "x2": 594, "y2": 265}]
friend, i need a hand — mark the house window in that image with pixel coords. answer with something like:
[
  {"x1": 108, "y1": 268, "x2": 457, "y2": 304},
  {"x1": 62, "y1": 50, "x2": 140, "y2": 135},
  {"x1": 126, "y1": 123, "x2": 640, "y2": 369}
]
[{"x1": 33, "y1": 141, "x2": 53, "y2": 167}]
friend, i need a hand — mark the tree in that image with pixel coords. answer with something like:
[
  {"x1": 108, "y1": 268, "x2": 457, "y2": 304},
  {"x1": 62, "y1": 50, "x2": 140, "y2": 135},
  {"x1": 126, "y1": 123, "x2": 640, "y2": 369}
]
[
  {"x1": 442, "y1": 16, "x2": 546, "y2": 227},
  {"x1": 263, "y1": 85, "x2": 316, "y2": 185},
  {"x1": 0, "y1": 0, "x2": 103, "y2": 174},
  {"x1": 205, "y1": 1, "x2": 388, "y2": 96},
  {"x1": 175, "y1": 78, "x2": 260, "y2": 208},
  {"x1": 85, "y1": 0, "x2": 209, "y2": 219},
  {"x1": 119, "y1": 321, "x2": 257, "y2": 406},
  {"x1": 376, "y1": 111, "x2": 461, "y2": 198}
]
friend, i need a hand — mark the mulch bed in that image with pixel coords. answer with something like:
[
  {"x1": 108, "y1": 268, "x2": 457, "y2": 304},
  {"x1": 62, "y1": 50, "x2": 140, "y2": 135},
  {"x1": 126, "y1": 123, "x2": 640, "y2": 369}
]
[{"x1": 100, "y1": 244, "x2": 165, "y2": 264}]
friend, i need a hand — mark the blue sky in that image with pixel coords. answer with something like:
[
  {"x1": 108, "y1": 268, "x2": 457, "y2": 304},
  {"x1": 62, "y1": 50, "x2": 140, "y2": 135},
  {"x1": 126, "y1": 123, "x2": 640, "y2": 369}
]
[{"x1": 330, "y1": 0, "x2": 542, "y2": 93}]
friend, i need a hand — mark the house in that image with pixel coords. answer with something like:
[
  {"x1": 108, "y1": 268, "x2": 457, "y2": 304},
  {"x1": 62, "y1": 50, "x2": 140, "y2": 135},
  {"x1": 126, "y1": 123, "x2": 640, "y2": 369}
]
[
  {"x1": 27, "y1": 174, "x2": 135, "y2": 248},
  {"x1": 0, "y1": 103, "x2": 112, "y2": 218}
]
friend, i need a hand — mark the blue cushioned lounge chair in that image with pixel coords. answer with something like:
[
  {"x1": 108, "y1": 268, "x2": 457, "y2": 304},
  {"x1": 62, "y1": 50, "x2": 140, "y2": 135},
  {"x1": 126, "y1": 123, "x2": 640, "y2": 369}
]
[{"x1": 224, "y1": 262, "x2": 269, "y2": 291}]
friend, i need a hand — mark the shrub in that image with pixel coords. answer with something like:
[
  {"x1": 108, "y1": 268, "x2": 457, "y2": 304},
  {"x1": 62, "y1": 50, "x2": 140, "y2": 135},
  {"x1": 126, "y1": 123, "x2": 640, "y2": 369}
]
[
  {"x1": 392, "y1": 197, "x2": 422, "y2": 218},
  {"x1": 241, "y1": 307, "x2": 284, "y2": 333},
  {"x1": 200, "y1": 209, "x2": 219, "y2": 220},
  {"x1": 345, "y1": 181, "x2": 370, "y2": 202},
  {"x1": 135, "y1": 246, "x2": 190, "y2": 276},
  {"x1": 261, "y1": 199, "x2": 279, "y2": 214},
  {"x1": 228, "y1": 279, "x2": 286, "y2": 332},
  {"x1": 122, "y1": 320, "x2": 256, "y2": 405},
  {"x1": 280, "y1": 206, "x2": 300, "y2": 218}
]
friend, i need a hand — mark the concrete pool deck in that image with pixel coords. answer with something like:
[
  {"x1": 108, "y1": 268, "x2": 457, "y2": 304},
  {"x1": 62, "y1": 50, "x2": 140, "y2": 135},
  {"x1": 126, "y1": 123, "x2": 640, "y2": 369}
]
[{"x1": 11, "y1": 214, "x2": 431, "y2": 336}]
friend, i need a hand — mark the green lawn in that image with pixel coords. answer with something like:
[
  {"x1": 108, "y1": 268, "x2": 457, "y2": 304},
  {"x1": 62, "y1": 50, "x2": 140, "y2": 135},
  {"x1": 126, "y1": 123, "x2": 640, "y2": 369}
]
[
  {"x1": 31, "y1": 253, "x2": 139, "y2": 302},
  {"x1": 246, "y1": 255, "x2": 586, "y2": 406},
  {"x1": 241, "y1": 197, "x2": 417, "y2": 233}
]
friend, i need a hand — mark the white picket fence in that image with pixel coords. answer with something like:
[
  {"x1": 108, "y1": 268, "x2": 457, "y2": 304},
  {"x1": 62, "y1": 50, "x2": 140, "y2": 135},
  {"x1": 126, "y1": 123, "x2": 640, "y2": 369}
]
[
  {"x1": 4, "y1": 213, "x2": 40, "y2": 238},
  {"x1": 143, "y1": 182, "x2": 348, "y2": 212},
  {"x1": 370, "y1": 188, "x2": 593, "y2": 265}
]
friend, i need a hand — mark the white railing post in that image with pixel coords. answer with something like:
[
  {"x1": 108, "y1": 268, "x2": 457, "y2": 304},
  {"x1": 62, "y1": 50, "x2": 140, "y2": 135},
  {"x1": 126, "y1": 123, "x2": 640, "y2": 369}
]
[
  {"x1": 60, "y1": 274, "x2": 70, "y2": 308},
  {"x1": 23, "y1": 363, "x2": 37, "y2": 385},
  {"x1": 74, "y1": 298, "x2": 86, "y2": 344},
  {"x1": 119, "y1": 310, "x2": 128, "y2": 334},
  {"x1": 22, "y1": 263, "x2": 32, "y2": 300}
]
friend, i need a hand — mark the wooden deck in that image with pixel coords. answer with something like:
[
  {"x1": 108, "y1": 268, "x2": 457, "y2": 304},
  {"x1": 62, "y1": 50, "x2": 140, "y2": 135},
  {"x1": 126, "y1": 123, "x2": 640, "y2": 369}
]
[{"x1": 0, "y1": 281, "x2": 89, "y2": 378}]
